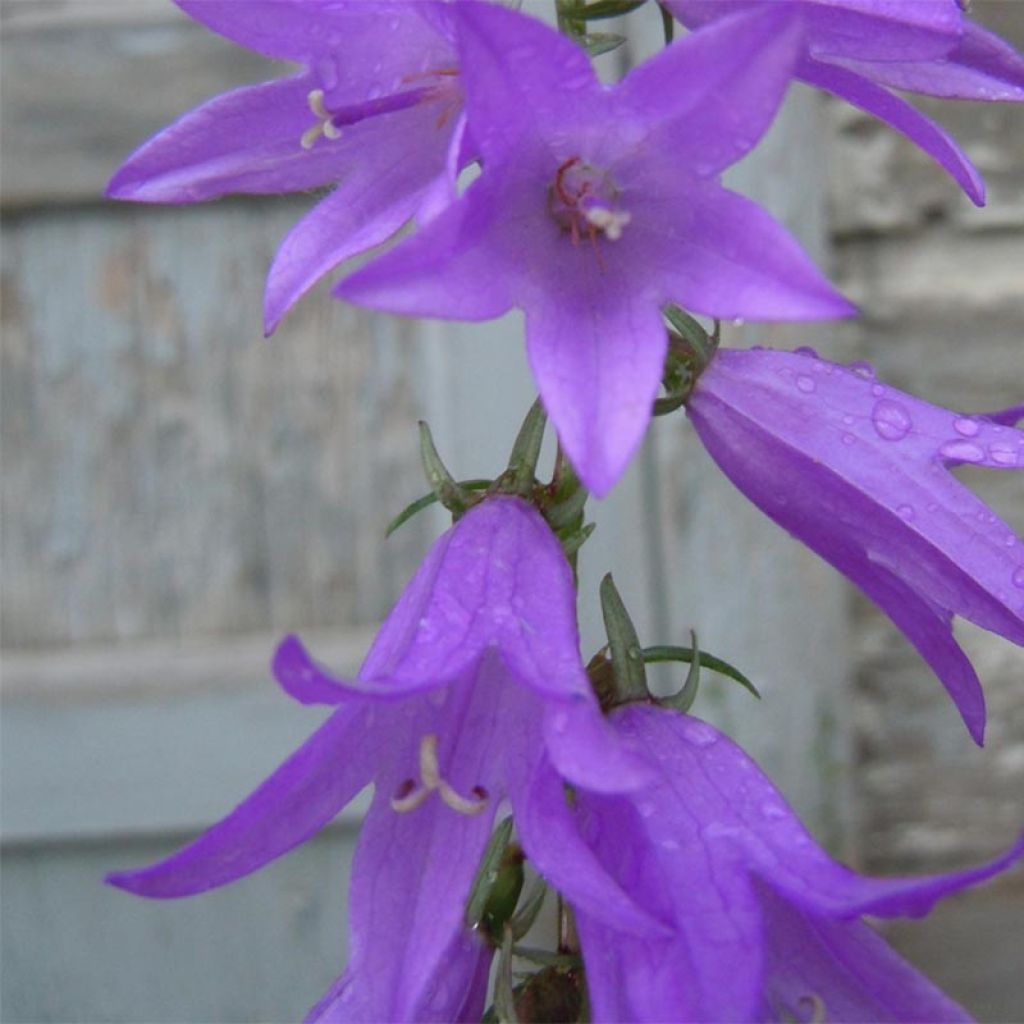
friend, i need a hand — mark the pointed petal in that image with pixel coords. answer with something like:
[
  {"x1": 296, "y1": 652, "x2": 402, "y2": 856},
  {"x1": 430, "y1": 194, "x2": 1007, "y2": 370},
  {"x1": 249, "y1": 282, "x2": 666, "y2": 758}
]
[
  {"x1": 508, "y1": 755, "x2": 670, "y2": 940},
  {"x1": 688, "y1": 348, "x2": 1024, "y2": 740},
  {"x1": 106, "y1": 702, "x2": 376, "y2": 897},
  {"x1": 798, "y1": 58, "x2": 986, "y2": 204},
  {"x1": 983, "y1": 403, "x2": 1024, "y2": 428},
  {"x1": 627, "y1": 181, "x2": 856, "y2": 322},
  {"x1": 832, "y1": 22, "x2": 1024, "y2": 101},
  {"x1": 336, "y1": 162, "x2": 519, "y2": 320},
  {"x1": 620, "y1": 7, "x2": 802, "y2": 175},
  {"x1": 108, "y1": 74, "x2": 357, "y2": 203},
  {"x1": 264, "y1": 118, "x2": 449, "y2": 332},
  {"x1": 524, "y1": 283, "x2": 668, "y2": 497},
  {"x1": 760, "y1": 886, "x2": 973, "y2": 1024},
  {"x1": 273, "y1": 634, "x2": 362, "y2": 705}
]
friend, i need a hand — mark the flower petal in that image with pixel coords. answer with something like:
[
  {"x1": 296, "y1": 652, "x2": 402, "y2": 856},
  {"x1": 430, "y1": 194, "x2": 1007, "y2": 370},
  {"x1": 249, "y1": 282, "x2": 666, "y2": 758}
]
[
  {"x1": 688, "y1": 348, "x2": 1024, "y2": 741},
  {"x1": 759, "y1": 885, "x2": 973, "y2": 1024},
  {"x1": 508, "y1": 755, "x2": 670, "y2": 940},
  {"x1": 626, "y1": 180, "x2": 857, "y2": 322},
  {"x1": 620, "y1": 7, "x2": 803, "y2": 175},
  {"x1": 831, "y1": 21, "x2": 1024, "y2": 101},
  {"x1": 797, "y1": 58, "x2": 986, "y2": 204},
  {"x1": 107, "y1": 74, "x2": 359, "y2": 202},
  {"x1": 106, "y1": 702, "x2": 377, "y2": 897}
]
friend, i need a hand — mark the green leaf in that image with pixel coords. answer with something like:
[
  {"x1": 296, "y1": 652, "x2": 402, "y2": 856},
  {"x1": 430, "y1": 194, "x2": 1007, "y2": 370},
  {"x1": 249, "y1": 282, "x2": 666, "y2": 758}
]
[
  {"x1": 642, "y1": 643, "x2": 761, "y2": 701},
  {"x1": 506, "y1": 399, "x2": 546, "y2": 495},
  {"x1": 385, "y1": 479, "x2": 492, "y2": 537},
  {"x1": 599, "y1": 574, "x2": 648, "y2": 702}
]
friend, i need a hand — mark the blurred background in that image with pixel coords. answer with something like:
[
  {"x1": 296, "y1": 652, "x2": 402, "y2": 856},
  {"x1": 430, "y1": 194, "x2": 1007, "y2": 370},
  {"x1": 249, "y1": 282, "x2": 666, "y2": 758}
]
[{"x1": 1, "y1": 1, "x2": 1022, "y2": 1021}]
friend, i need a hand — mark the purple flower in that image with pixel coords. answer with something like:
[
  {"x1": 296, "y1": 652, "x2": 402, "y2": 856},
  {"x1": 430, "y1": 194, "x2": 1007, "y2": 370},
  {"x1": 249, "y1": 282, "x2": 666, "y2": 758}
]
[
  {"x1": 107, "y1": 496, "x2": 665, "y2": 1021},
  {"x1": 667, "y1": 0, "x2": 1024, "y2": 205},
  {"x1": 338, "y1": 3, "x2": 854, "y2": 497},
  {"x1": 573, "y1": 703, "x2": 1024, "y2": 1022},
  {"x1": 106, "y1": 1, "x2": 466, "y2": 333},
  {"x1": 687, "y1": 347, "x2": 1024, "y2": 743}
]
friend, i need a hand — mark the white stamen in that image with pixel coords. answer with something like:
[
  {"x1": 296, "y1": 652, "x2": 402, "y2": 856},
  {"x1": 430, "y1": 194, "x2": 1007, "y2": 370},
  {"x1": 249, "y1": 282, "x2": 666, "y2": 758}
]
[
  {"x1": 390, "y1": 733, "x2": 489, "y2": 817},
  {"x1": 419, "y1": 733, "x2": 443, "y2": 789},
  {"x1": 301, "y1": 88, "x2": 342, "y2": 150},
  {"x1": 585, "y1": 206, "x2": 631, "y2": 241},
  {"x1": 439, "y1": 781, "x2": 488, "y2": 816},
  {"x1": 300, "y1": 124, "x2": 324, "y2": 151},
  {"x1": 390, "y1": 782, "x2": 431, "y2": 813},
  {"x1": 307, "y1": 89, "x2": 331, "y2": 119}
]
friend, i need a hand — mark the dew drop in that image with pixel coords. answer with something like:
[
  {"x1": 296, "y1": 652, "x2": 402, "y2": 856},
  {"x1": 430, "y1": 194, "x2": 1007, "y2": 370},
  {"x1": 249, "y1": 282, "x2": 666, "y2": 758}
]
[
  {"x1": 939, "y1": 440, "x2": 984, "y2": 463},
  {"x1": 660, "y1": 838, "x2": 681, "y2": 851},
  {"x1": 871, "y1": 399, "x2": 912, "y2": 441},
  {"x1": 760, "y1": 801, "x2": 786, "y2": 820},
  {"x1": 551, "y1": 711, "x2": 569, "y2": 734},
  {"x1": 1012, "y1": 567, "x2": 1024, "y2": 589},
  {"x1": 897, "y1": 504, "x2": 915, "y2": 521},
  {"x1": 842, "y1": 414, "x2": 855, "y2": 426},
  {"x1": 871, "y1": 384, "x2": 885, "y2": 397},
  {"x1": 953, "y1": 416, "x2": 980, "y2": 437},
  {"x1": 796, "y1": 374, "x2": 816, "y2": 393},
  {"x1": 637, "y1": 801, "x2": 656, "y2": 819},
  {"x1": 989, "y1": 442, "x2": 1018, "y2": 466},
  {"x1": 841, "y1": 433, "x2": 856, "y2": 446},
  {"x1": 849, "y1": 361, "x2": 876, "y2": 380},
  {"x1": 684, "y1": 722, "x2": 718, "y2": 748}
]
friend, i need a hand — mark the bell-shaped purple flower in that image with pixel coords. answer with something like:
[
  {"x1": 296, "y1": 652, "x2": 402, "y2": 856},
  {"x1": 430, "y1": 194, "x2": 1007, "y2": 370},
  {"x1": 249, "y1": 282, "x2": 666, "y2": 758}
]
[
  {"x1": 339, "y1": 3, "x2": 854, "y2": 498},
  {"x1": 667, "y1": 0, "x2": 1024, "y2": 204},
  {"x1": 106, "y1": 0, "x2": 466, "y2": 333},
  {"x1": 573, "y1": 703, "x2": 1024, "y2": 1022},
  {"x1": 107, "y1": 496, "x2": 664, "y2": 1021},
  {"x1": 687, "y1": 347, "x2": 1024, "y2": 743}
]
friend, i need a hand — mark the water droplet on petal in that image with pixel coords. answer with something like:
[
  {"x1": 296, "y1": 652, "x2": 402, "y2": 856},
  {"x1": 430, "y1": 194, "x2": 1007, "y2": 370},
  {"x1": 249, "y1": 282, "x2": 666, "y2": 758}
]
[
  {"x1": 871, "y1": 399, "x2": 912, "y2": 441},
  {"x1": 897, "y1": 504, "x2": 915, "y2": 521},
  {"x1": 953, "y1": 416, "x2": 980, "y2": 437},
  {"x1": 1012, "y1": 567, "x2": 1024, "y2": 589},
  {"x1": 796, "y1": 374, "x2": 816, "y2": 393},
  {"x1": 940, "y1": 440, "x2": 984, "y2": 463},
  {"x1": 842, "y1": 414, "x2": 855, "y2": 426},
  {"x1": 684, "y1": 722, "x2": 718, "y2": 747},
  {"x1": 871, "y1": 384, "x2": 885, "y2": 398},
  {"x1": 760, "y1": 801, "x2": 787, "y2": 820},
  {"x1": 990, "y1": 442, "x2": 1018, "y2": 466},
  {"x1": 849, "y1": 361, "x2": 875, "y2": 380},
  {"x1": 841, "y1": 433, "x2": 856, "y2": 446}
]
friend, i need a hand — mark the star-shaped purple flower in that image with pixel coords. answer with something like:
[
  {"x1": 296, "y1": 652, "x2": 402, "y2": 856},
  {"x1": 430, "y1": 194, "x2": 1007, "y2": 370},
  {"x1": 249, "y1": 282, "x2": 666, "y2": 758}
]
[
  {"x1": 573, "y1": 703, "x2": 1024, "y2": 1022},
  {"x1": 339, "y1": 3, "x2": 855, "y2": 497},
  {"x1": 107, "y1": 496, "x2": 664, "y2": 1021},
  {"x1": 106, "y1": 0, "x2": 466, "y2": 333},
  {"x1": 667, "y1": 0, "x2": 1024, "y2": 204},
  {"x1": 687, "y1": 347, "x2": 1024, "y2": 744}
]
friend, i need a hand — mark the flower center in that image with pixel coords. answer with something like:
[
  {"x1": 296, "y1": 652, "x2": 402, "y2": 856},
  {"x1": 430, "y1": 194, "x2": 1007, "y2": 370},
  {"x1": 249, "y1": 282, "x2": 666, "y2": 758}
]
[
  {"x1": 301, "y1": 69, "x2": 460, "y2": 150},
  {"x1": 390, "y1": 733, "x2": 489, "y2": 816},
  {"x1": 548, "y1": 156, "x2": 631, "y2": 249}
]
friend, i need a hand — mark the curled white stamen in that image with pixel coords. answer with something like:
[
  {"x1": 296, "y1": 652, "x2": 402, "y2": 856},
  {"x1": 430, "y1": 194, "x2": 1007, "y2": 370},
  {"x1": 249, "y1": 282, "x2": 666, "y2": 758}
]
[
  {"x1": 301, "y1": 88, "x2": 342, "y2": 150},
  {"x1": 585, "y1": 206, "x2": 632, "y2": 241},
  {"x1": 390, "y1": 734, "x2": 489, "y2": 817}
]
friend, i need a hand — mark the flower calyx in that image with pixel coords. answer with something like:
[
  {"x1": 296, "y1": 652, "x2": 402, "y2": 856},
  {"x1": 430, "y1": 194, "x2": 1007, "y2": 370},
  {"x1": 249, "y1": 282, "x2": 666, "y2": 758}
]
[{"x1": 655, "y1": 306, "x2": 719, "y2": 417}]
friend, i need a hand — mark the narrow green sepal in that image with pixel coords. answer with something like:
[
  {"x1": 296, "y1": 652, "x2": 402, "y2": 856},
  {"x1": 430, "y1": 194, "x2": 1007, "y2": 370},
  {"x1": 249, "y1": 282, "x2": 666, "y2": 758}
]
[
  {"x1": 512, "y1": 947, "x2": 582, "y2": 969},
  {"x1": 642, "y1": 643, "x2": 761, "y2": 701},
  {"x1": 418, "y1": 420, "x2": 472, "y2": 515},
  {"x1": 465, "y1": 816, "x2": 517, "y2": 930},
  {"x1": 661, "y1": 629, "x2": 701, "y2": 713},
  {"x1": 599, "y1": 574, "x2": 649, "y2": 702},
  {"x1": 653, "y1": 394, "x2": 687, "y2": 417},
  {"x1": 385, "y1": 479, "x2": 493, "y2": 537},
  {"x1": 664, "y1": 305, "x2": 715, "y2": 365},
  {"x1": 658, "y1": 1, "x2": 675, "y2": 43},
  {"x1": 576, "y1": 0, "x2": 647, "y2": 20},
  {"x1": 584, "y1": 31, "x2": 627, "y2": 56},
  {"x1": 495, "y1": 926, "x2": 520, "y2": 1024},
  {"x1": 560, "y1": 522, "x2": 596, "y2": 560},
  {"x1": 481, "y1": 846, "x2": 526, "y2": 944},
  {"x1": 509, "y1": 878, "x2": 548, "y2": 942},
  {"x1": 506, "y1": 399, "x2": 547, "y2": 496},
  {"x1": 546, "y1": 484, "x2": 589, "y2": 531}
]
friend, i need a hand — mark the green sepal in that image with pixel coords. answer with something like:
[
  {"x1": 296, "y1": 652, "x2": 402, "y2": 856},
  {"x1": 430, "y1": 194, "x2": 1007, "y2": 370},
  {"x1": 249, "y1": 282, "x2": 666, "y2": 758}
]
[
  {"x1": 464, "y1": 817, "x2": 518, "y2": 930},
  {"x1": 494, "y1": 926, "x2": 520, "y2": 1024},
  {"x1": 505, "y1": 399, "x2": 547, "y2": 496},
  {"x1": 658, "y1": 1, "x2": 675, "y2": 43},
  {"x1": 652, "y1": 393, "x2": 687, "y2": 417},
  {"x1": 576, "y1": 0, "x2": 647, "y2": 20},
  {"x1": 560, "y1": 521, "x2": 596, "y2": 560},
  {"x1": 584, "y1": 31, "x2": 627, "y2": 56},
  {"x1": 661, "y1": 630, "x2": 701, "y2": 712},
  {"x1": 509, "y1": 878, "x2": 548, "y2": 941},
  {"x1": 418, "y1": 420, "x2": 473, "y2": 516},
  {"x1": 512, "y1": 947, "x2": 582, "y2": 969},
  {"x1": 599, "y1": 574, "x2": 648, "y2": 703},
  {"x1": 385, "y1": 479, "x2": 493, "y2": 537},
  {"x1": 642, "y1": 642, "x2": 761, "y2": 702}
]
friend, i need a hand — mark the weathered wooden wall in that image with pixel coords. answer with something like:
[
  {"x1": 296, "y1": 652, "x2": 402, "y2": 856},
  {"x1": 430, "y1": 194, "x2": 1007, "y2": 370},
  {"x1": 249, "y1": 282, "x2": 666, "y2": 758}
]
[{"x1": 13, "y1": 0, "x2": 1015, "y2": 1019}]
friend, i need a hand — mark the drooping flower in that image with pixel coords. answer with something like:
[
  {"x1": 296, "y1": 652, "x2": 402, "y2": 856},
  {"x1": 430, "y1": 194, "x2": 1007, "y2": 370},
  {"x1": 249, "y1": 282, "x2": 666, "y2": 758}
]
[
  {"x1": 572, "y1": 702, "x2": 1024, "y2": 1022},
  {"x1": 667, "y1": 0, "x2": 1024, "y2": 205},
  {"x1": 686, "y1": 347, "x2": 1024, "y2": 743},
  {"x1": 107, "y1": 496, "x2": 665, "y2": 1021},
  {"x1": 338, "y1": 3, "x2": 855, "y2": 498},
  {"x1": 106, "y1": 0, "x2": 466, "y2": 333}
]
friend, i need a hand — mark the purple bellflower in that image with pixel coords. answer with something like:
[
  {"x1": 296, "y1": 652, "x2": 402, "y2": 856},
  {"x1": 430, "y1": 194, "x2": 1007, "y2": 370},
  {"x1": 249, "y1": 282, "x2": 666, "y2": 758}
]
[
  {"x1": 687, "y1": 347, "x2": 1024, "y2": 744},
  {"x1": 573, "y1": 703, "x2": 1024, "y2": 1022},
  {"x1": 107, "y1": 496, "x2": 666, "y2": 1021},
  {"x1": 338, "y1": 3, "x2": 855, "y2": 498},
  {"x1": 667, "y1": 0, "x2": 1024, "y2": 205},
  {"x1": 106, "y1": 0, "x2": 466, "y2": 334}
]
